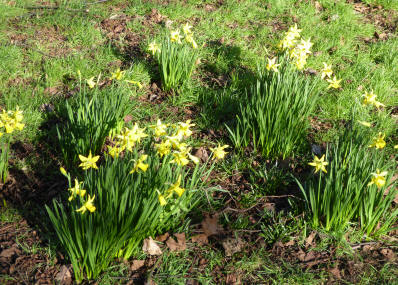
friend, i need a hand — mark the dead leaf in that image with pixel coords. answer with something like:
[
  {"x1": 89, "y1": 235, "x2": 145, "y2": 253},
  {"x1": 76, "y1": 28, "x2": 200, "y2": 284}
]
[
  {"x1": 55, "y1": 265, "x2": 72, "y2": 285},
  {"x1": 222, "y1": 237, "x2": 244, "y2": 257},
  {"x1": 305, "y1": 231, "x2": 317, "y2": 248},
  {"x1": 131, "y1": 260, "x2": 145, "y2": 271},
  {"x1": 226, "y1": 272, "x2": 241, "y2": 284},
  {"x1": 201, "y1": 214, "x2": 222, "y2": 236},
  {"x1": 124, "y1": 115, "x2": 133, "y2": 123},
  {"x1": 380, "y1": 248, "x2": 396, "y2": 261},
  {"x1": 0, "y1": 246, "x2": 20, "y2": 263},
  {"x1": 44, "y1": 86, "x2": 59, "y2": 96},
  {"x1": 166, "y1": 233, "x2": 186, "y2": 252},
  {"x1": 314, "y1": 1, "x2": 323, "y2": 12},
  {"x1": 191, "y1": 234, "x2": 209, "y2": 246},
  {"x1": 194, "y1": 147, "x2": 209, "y2": 162},
  {"x1": 284, "y1": 240, "x2": 295, "y2": 247},
  {"x1": 142, "y1": 237, "x2": 162, "y2": 256},
  {"x1": 329, "y1": 266, "x2": 341, "y2": 279},
  {"x1": 155, "y1": 232, "x2": 169, "y2": 242}
]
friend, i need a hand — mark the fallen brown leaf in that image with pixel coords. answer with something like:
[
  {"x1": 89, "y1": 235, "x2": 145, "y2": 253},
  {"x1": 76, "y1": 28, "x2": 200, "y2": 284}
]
[
  {"x1": 155, "y1": 232, "x2": 170, "y2": 242},
  {"x1": 201, "y1": 214, "x2": 222, "y2": 236},
  {"x1": 305, "y1": 231, "x2": 317, "y2": 248},
  {"x1": 166, "y1": 233, "x2": 186, "y2": 252},
  {"x1": 191, "y1": 234, "x2": 209, "y2": 246},
  {"x1": 130, "y1": 259, "x2": 145, "y2": 271},
  {"x1": 142, "y1": 237, "x2": 162, "y2": 256},
  {"x1": 222, "y1": 237, "x2": 245, "y2": 257},
  {"x1": 55, "y1": 265, "x2": 72, "y2": 285}
]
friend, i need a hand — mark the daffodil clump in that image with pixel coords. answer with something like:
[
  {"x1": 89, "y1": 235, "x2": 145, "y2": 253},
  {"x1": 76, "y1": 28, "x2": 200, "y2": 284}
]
[
  {"x1": 298, "y1": 125, "x2": 397, "y2": 237},
  {"x1": 278, "y1": 24, "x2": 313, "y2": 70},
  {"x1": 0, "y1": 106, "x2": 25, "y2": 182},
  {"x1": 147, "y1": 23, "x2": 200, "y2": 92},
  {"x1": 47, "y1": 117, "x2": 228, "y2": 282}
]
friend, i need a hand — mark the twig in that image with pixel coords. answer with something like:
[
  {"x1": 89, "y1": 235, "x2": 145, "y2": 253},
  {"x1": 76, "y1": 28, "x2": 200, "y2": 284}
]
[
  {"x1": 85, "y1": 0, "x2": 111, "y2": 5},
  {"x1": 350, "y1": 241, "x2": 378, "y2": 250}
]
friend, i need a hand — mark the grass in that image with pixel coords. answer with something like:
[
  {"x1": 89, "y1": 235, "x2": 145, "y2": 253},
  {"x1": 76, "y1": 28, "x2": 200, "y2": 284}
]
[{"x1": 0, "y1": 0, "x2": 397, "y2": 283}]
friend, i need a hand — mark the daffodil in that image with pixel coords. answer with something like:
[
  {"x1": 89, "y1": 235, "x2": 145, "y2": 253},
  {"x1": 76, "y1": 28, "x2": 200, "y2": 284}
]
[
  {"x1": 177, "y1": 120, "x2": 195, "y2": 137},
  {"x1": 369, "y1": 132, "x2": 386, "y2": 149},
  {"x1": 170, "y1": 30, "x2": 182, "y2": 43},
  {"x1": 166, "y1": 133, "x2": 184, "y2": 149},
  {"x1": 167, "y1": 175, "x2": 185, "y2": 197},
  {"x1": 182, "y1": 23, "x2": 193, "y2": 35},
  {"x1": 76, "y1": 194, "x2": 96, "y2": 214},
  {"x1": 130, "y1": 154, "x2": 149, "y2": 173},
  {"x1": 170, "y1": 151, "x2": 189, "y2": 166},
  {"x1": 125, "y1": 80, "x2": 143, "y2": 89},
  {"x1": 362, "y1": 90, "x2": 384, "y2": 108},
  {"x1": 108, "y1": 145, "x2": 123, "y2": 159},
  {"x1": 110, "y1": 68, "x2": 125, "y2": 81},
  {"x1": 155, "y1": 140, "x2": 172, "y2": 157},
  {"x1": 157, "y1": 190, "x2": 167, "y2": 206},
  {"x1": 59, "y1": 167, "x2": 68, "y2": 176},
  {"x1": 148, "y1": 40, "x2": 161, "y2": 55},
  {"x1": 357, "y1": 120, "x2": 371, "y2": 127},
  {"x1": 86, "y1": 77, "x2": 96, "y2": 89},
  {"x1": 210, "y1": 144, "x2": 229, "y2": 160},
  {"x1": 308, "y1": 155, "x2": 328, "y2": 173},
  {"x1": 68, "y1": 179, "x2": 86, "y2": 201},
  {"x1": 78, "y1": 151, "x2": 100, "y2": 170},
  {"x1": 266, "y1": 57, "x2": 281, "y2": 73},
  {"x1": 368, "y1": 169, "x2": 388, "y2": 188},
  {"x1": 326, "y1": 76, "x2": 342, "y2": 89},
  {"x1": 288, "y1": 24, "x2": 302, "y2": 38},
  {"x1": 185, "y1": 34, "x2": 198, "y2": 49},
  {"x1": 150, "y1": 119, "x2": 168, "y2": 137},
  {"x1": 296, "y1": 38, "x2": 313, "y2": 55},
  {"x1": 320, "y1": 62, "x2": 333, "y2": 79},
  {"x1": 294, "y1": 56, "x2": 307, "y2": 70}
]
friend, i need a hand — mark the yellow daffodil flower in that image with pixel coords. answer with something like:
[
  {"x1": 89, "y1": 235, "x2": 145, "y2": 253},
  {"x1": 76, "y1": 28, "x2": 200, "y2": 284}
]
[
  {"x1": 357, "y1": 120, "x2": 371, "y2": 127},
  {"x1": 369, "y1": 132, "x2": 386, "y2": 149},
  {"x1": 155, "y1": 140, "x2": 172, "y2": 157},
  {"x1": 167, "y1": 175, "x2": 185, "y2": 197},
  {"x1": 362, "y1": 90, "x2": 385, "y2": 108},
  {"x1": 125, "y1": 80, "x2": 143, "y2": 89},
  {"x1": 182, "y1": 23, "x2": 193, "y2": 35},
  {"x1": 170, "y1": 30, "x2": 182, "y2": 43},
  {"x1": 110, "y1": 68, "x2": 125, "y2": 81},
  {"x1": 368, "y1": 169, "x2": 387, "y2": 188},
  {"x1": 130, "y1": 154, "x2": 149, "y2": 174},
  {"x1": 150, "y1": 119, "x2": 168, "y2": 137},
  {"x1": 266, "y1": 57, "x2": 281, "y2": 73},
  {"x1": 210, "y1": 144, "x2": 229, "y2": 160},
  {"x1": 308, "y1": 155, "x2": 328, "y2": 173},
  {"x1": 288, "y1": 24, "x2": 302, "y2": 38},
  {"x1": 177, "y1": 120, "x2": 195, "y2": 137},
  {"x1": 321, "y1": 62, "x2": 333, "y2": 79},
  {"x1": 185, "y1": 34, "x2": 198, "y2": 49},
  {"x1": 166, "y1": 133, "x2": 184, "y2": 149},
  {"x1": 170, "y1": 151, "x2": 189, "y2": 166},
  {"x1": 326, "y1": 76, "x2": 342, "y2": 89},
  {"x1": 86, "y1": 77, "x2": 96, "y2": 89},
  {"x1": 296, "y1": 38, "x2": 313, "y2": 55},
  {"x1": 60, "y1": 167, "x2": 68, "y2": 176},
  {"x1": 108, "y1": 145, "x2": 123, "y2": 159},
  {"x1": 148, "y1": 40, "x2": 161, "y2": 55},
  {"x1": 294, "y1": 57, "x2": 307, "y2": 70},
  {"x1": 76, "y1": 194, "x2": 96, "y2": 214},
  {"x1": 157, "y1": 190, "x2": 167, "y2": 206},
  {"x1": 68, "y1": 179, "x2": 86, "y2": 201},
  {"x1": 78, "y1": 151, "x2": 100, "y2": 170}
]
